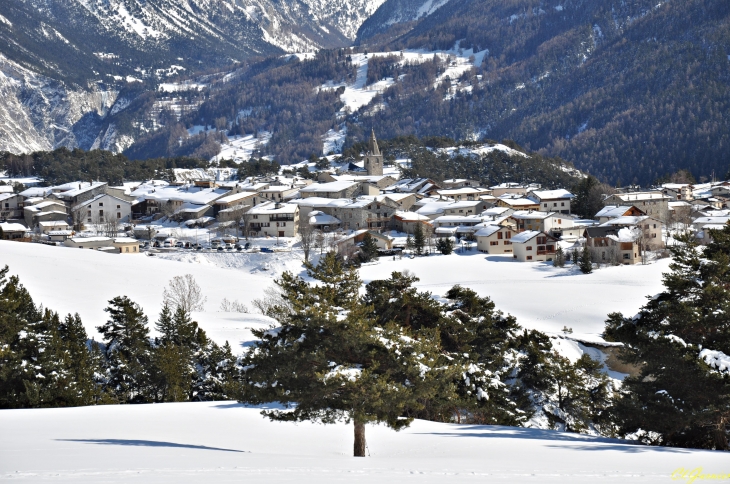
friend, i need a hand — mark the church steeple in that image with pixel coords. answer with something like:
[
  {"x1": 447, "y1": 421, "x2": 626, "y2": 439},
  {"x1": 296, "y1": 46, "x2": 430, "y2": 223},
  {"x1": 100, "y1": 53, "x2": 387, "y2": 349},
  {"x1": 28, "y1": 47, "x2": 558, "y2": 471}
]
[{"x1": 369, "y1": 129, "x2": 380, "y2": 156}]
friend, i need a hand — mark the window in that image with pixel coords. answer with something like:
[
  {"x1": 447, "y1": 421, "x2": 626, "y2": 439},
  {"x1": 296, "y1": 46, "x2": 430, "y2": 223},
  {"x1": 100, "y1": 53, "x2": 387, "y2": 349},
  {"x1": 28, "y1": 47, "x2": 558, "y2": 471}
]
[
  {"x1": 526, "y1": 246, "x2": 533, "y2": 251},
  {"x1": 623, "y1": 253, "x2": 630, "y2": 260},
  {"x1": 490, "y1": 241, "x2": 498, "y2": 246},
  {"x1": 117, "y1": 212, "x2": 121, "y2": 219},
  {"x1": 653, "y1": 224, "x2": 657, "y2": 228},
  {"x1": 537, "y1": 237, "x2": 546, "y2": 245},
  {"x1": 99, "y1": 202, "x2": 103, "y2": 207},
  {"x1": 543, "y1": 203, "x2": 548, "y2": 207},
  {"x1": 99, "y1": 210, "x2": 104, "y2": 216},
  {"x1": 125, "y1": 247, "x2": 129, "y2": 253},
  {"x1": 497, "y1": 232, "x2": 503, "y2": 239},
  {"x1": 561, "y1": 202, "x2": 565, "y2": 206},
  {"x1": 527, "y1": 256, "x2": 533, "y2": 260},
  {"x1": 557, "y1": 219, "x2": 562, "y2": 224},
  {"x1": 117, "y1": 205, "x2": 121, "y2": 209},
  {"x1": 504, "y1": 240, "x2": 511, "y2": 245},
  {"x1": 651, "y1": 233, "x2": 657, "y2": 238},
  {"x1": 505, "y1": 232, "x2": 511, "y2": 239},
  {"x1": 553, "y1": 202, "x2": 557, "y2": 206},
  {"x1": 253, "y1": 215, "x2": 258, "y2": 219}
]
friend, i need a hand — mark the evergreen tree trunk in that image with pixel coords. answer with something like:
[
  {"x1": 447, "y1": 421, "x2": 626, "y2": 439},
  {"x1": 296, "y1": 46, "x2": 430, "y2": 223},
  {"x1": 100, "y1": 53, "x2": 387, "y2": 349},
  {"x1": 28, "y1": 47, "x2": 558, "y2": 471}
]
[{"x1": 354, "y1": 419, "x2": 366, "y2": 457}]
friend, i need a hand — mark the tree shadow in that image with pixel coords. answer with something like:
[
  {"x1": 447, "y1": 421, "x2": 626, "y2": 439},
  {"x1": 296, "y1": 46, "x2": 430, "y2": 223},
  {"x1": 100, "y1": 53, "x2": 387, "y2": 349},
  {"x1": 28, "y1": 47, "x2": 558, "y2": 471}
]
[
  {"x1": 56, "y1": 439, "x2": 247, "y2": 453},
  {"x1": 416, "y1": 425, "x2": 658, "y2": 450},
  {"x1": 212, "y1": 402, "x2": 287, "y2": 411}
]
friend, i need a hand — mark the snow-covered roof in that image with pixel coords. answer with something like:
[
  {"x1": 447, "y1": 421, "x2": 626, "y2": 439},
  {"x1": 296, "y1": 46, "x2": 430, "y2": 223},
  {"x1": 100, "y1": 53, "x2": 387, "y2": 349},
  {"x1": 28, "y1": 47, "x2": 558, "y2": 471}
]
[
  {"x1": 498, "y1": 197, "x2": 538, "y2": 206},
  {"x1": 432, "y1": 215, "x2": 483, "y2": 225},
  {"x1": 436, "y1": 187, "x2": 487, "y2": 196},
  {"x1": 415, "y1": 202, "x2": 450, "y2": 216},
  {"x1": 0, "y1": 186, "x2": 13, "y2": 194},
  {"x1": 214, "y1": 191, "x2": 257, "y2": 205},
  {"x1": 612, "y1": 192, "x2": 670, "y2": 202},
  {"x1": 72, "y1": 193, "x2": 131, "y2": 211},
  {"x1": 608, "y1": 227, "x2": 640, "y2": 243},
  {"x1": 510, "y1": 210, "x2": 555, "y2": 220},
  {"x1": 133, "y1": 185, "x2": 230, "y2": 205},
  {"x1": 299, "y1": 181, "x2": 358, "y2": 194},
  {"x1": 53, "y1": 181, "x2": 106, "y2": 199},
  {"x1": 38, "y1": 221, "x2": 69, "y2": 228},
  {"x1": 19, "y1": 187, "x2": 51, "y2": 198},
  {"x1": 0, "y1": 222, "x2": 27, "y2": 232},
  {"x1": 247, "y1": 201, "x2": 298, "y2": 215},
  {"x1": 0, "y1": 193, "x2": 19, "y2": 202},
  {"x1": 309, "y1": 211, "x2": 340, "y2": 225},
  {"x1": 595, "y1": 205, "x2": 638, "y2": 218},
  {"x1": 474, "y1": 225, "x2": 503, "y2": 237},
  {"x1": 693, "y1": 216, "x2": 730, "y2": 225},
  {"x1": 529, "y1": 189, "x2": 574, "y2": 201},
  {"x1": 394, "y1": 210, "x2": 431, "y2": 222},
  {"x1": 113, "y1": 237, "x2": 139, "y2": 244},
  {"x1": 510, "y1": 230, "x2": 543, "y2": 244},
  {"x1": 599, "y1": 216, "x2": 658, "y2": 227}
]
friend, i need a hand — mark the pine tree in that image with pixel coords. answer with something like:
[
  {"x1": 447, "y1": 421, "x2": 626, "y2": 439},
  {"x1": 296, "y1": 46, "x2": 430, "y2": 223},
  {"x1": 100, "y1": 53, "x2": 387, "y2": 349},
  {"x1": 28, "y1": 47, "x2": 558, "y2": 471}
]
[
  {"x1": 413, "y1": 223, "x2": 426, "y2": 255},
  {"x1": 359, "y1": 233, "x2": 380, "y2": 263},
  {"x1": 553, "y1": 246, "x2": 565, "y2": 267},
  {"x1": 237, "y1": 253, "x2": 459, "y2": 456},
  {"x1": 606, "y1": 229, "x2": 730, "y2": 449},
  {"x1": 579, "y1": 246, "x2": 593, "y2": 274},
  {"x1": 97, "y1": 296, "x2": 153, "y2": 403},
  {"x1": 436, "y1": 237, "x2": 454, "y2": 255},
  {"x1": 405, "y1": 233, "x2": 414, "y2": 253}
]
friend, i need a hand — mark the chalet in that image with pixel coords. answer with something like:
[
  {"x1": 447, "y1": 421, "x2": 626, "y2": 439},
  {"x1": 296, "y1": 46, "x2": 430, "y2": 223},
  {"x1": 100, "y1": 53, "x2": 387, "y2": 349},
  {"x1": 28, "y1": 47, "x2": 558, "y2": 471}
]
[
  {"x1": 441, "y1": 200, "x2": 488, "y2": 216},
  {"x1": 475, "y1": 225, "x2": 516, "y2": 254},
  {"x1": 511, "y1": 231, "x2": 558, "y2": 262},
  {"x1": 661, "y1": 183, "x2": 694, "y2": 201},
  {"x1": 584, "y1": 226, "x2": 641, "y2": 265},
  {"x1": 308, "y1": 211, "x2": 341, "y2": 232},
  {"x1": 335, "y1": 230, "x2": 393, "y2": 258},
  {"x1": 603, "y1": 192, "x2": 670, "y2": 223},
  {"x1": 393, "y1": 211, "x2": 432, "y2": 234},
  {"x1": 441, "y1": 179, "x2": 481, "y2": 189},
  {"x1": 37, "y1": 221, "x2": 70, "y2": 234},
  {"x1": 214, "y1": 191, "x2": 257, "y2": 222},
  {"x1": 49, "y1": 182, "x2": 108, "y2": 207},
  {"x1": 112, "y1": 237, "x2": 141, "y2": 254},
  {"x1": 258, "y1": 186, "x2": 300, "y2": 203},
  {"x1": 529, "y1": 189, "x2": 574, "y2": 214},
  {"x1": 23, "y1": 200, "x2": 68, "y2": 227},
  {"x1": 599, "y1": 215, "x2": 663, "y2": 249},
  {"x1": 246, "y1": 201, "x2": 299, "y2": 238},
  {"x1": 299, "y1": 181, "x2": 360, "y2": 199},
  {"x1": 496, "y1": 197, "x2": 540, "y2": 211},
  {"x1": 383, "y1": 178, "x2": 441, "y2": 196},
  {"x1": 74, "y1": 194, "x2": 134, "y2": 225},
  {"x1": 0, "y1": 193, "x2": 24, "y2": 219},
  {"x1": 0, "y1": 222, "x2": 28, "y2": 240},
  {"x1": 595, "y1": 205, "x2": 646, "y2": 224},
  {"x1": 505, "y1": 211, "x2": 580, "y2": 239},
  {"x1": 436, "y1": 187, "x2": 491, "y2": 202}
]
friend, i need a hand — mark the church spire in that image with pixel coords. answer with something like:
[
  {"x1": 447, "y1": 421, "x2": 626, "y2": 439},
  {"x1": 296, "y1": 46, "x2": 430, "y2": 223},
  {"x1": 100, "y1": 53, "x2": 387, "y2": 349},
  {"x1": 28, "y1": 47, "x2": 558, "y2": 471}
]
[{"x1": 369, "y1": 129, "x2": 380, "y2": 156}]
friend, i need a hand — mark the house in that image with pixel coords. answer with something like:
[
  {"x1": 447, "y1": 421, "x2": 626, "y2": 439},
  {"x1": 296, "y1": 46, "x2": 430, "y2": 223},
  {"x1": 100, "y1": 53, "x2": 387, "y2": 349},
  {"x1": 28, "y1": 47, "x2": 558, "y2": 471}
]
[
  {"x1": 37, "y1": 221, "x2": 70, "y2": 234},
  {"x1": 393, "y1": 211, "x2": 432, "y2": 234},
  {"x1": 382, "y1": 178, "x2": 441, "y2": 196},
  {"x1": 213, "y1": 191, "x2": 257, "y2": 222},
  {"x1": 49, "y1": 182, "x2": 108, "y2": 207},
  {"x1": 0, "y1": 193, "x2": 24, "y2": 219},
  {"x1": 441, "y1": 179, "x2": 481, "y2": 189},
  {"x1": 489, "y1": 183, "x2": 530, "y2": 197},
  {"x1": 661, "y1": 183, "x2": 694, "y2": 201},
  {"x1": 132, "y1": 184, "x2": 231, "y2": 218},
  {"x1": 441, "y1": 200, "x2": 488, "y2": 216},
  {"x1": 529, "y1": 189, "x2": 574, "y2": 214},
  {"x1": 599, "y1": 215, "x2": 663, "y2": 249},
  {"x1": 64, "y1": 236, "x2": 114, "y2": 250},
  {"x1": 335, "y1": 229, "x2": 393, "y2": 257},
  {"x1": 505, "y1": 211, "x2": 579, "y2": 239},
  {"x1": 112, "y1": 237, "x2": 141, "y2": 254},
  {"x1": 47, "y1": 230, "x2": 73, "y2": 243},
  {"x1": 377, "y1": 193, "x2": 416, "y2": 211},
  {"x1": 603, "y1": 192, "x2": 671, "y2": 223},
  {"x1": 511, "y1": 231, "x2": 558, "y2": 262},
  {"x1": 595, "y1": 205, "x2": 646, "y2": 224},
  {"x1": 73, "y1": 194, "x2": 134, "y2": 226},
  {"x1": 258, "y1": 186, "x2": 300, "y2": 203},
  {"x1": 496, "y1": 197, "x2": 540, "y2": 211},
  {"x1": 584, "y1": 226, "x2": 641, "y2": 265},
  {"x1": 246, "y1": 201, "x2": 299, "y2": 238},
  {"x1": 0, "y1": 222, "x2": 29, "y2": 240},
  {"x1": 23, "y1": 200, "x2": 68, "y2": 227},
  {"x1": 436, "y1": 187, "x2": 491, "y2": 202},
  {"x1": 299, "y1": 181, "x2": 361, "y2": 199},
  {"x1": 308, "y1": 211, "x2": 341, "y2": 232},
  {"x1": 475, "y1": 225, "x2": 517, "y2": 254},
  {"x1": 321, "y1": 197, "x2": 399, "y2": 231}
]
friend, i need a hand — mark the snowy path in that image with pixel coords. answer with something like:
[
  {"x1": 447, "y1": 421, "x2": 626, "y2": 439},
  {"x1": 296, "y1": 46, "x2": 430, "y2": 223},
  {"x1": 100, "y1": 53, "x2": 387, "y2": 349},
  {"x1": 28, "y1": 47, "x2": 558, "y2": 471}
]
[{"x1": 1, "y1": 401, "x2": 723, "y2": 483}]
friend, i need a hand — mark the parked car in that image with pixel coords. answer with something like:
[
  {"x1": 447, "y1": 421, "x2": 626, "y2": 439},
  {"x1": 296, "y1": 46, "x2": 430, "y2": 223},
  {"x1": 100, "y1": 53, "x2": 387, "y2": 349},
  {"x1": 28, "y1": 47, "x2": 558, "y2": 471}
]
[{"x1": 217, "y1": 246, "x2": 224, "y2": 252}]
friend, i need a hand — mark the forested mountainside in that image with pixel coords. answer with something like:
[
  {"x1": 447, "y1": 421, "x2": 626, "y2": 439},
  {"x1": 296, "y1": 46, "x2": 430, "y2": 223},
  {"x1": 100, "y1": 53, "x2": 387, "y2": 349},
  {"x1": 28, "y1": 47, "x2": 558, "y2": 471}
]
[
  {"x1": 355, "y1": 0, "x2": 730, "y2": 185},
  {"x1": 2, "y1": 0, "x2": 728, "y2": 186},
  {"x1": 0, "y1": 0, "x2": 384, "y2": 154}
]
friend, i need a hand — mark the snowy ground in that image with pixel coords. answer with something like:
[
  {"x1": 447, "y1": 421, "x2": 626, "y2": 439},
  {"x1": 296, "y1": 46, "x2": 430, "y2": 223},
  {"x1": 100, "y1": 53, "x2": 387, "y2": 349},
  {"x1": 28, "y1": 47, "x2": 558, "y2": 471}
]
[
  {"x1": 1, "y1": 401, "x2": 725, "y2": 483},
  {"x1": 210, "y1": 132, "x2": 272, "y2": 164},
  {"x1": 2, "y1": 241, "x2": 669, "y2": 347}
]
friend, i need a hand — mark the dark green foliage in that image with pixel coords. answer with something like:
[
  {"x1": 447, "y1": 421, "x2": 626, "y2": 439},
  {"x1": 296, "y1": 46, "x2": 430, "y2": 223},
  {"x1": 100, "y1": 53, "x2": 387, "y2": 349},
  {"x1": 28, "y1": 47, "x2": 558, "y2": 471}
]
[
  {"x1": 572, "y1": 176, "x2": 615, "y2": 219},
  {"x1": 236, "y1": 158, "x2": 281, "y2": 179},
  {"x1": 237, "y1": 254, "x2": 457, "y2": 455},
  {"x1": 0, "y1": 148, "x2": 207, "y2": 186},
  {"x1": 413, "y1": 223, "x2": 426, "y2": 255},
  {"x1": 359, "y1": 233, "x2": 380, "y2": 262},
  {"x1": 97, "y1": 296, "x2": 153, "y2": 403},
  {"x1": 436, "y1": 237, "x2": 454, "y2": 255},
  {"x1": 553, "y1": 246, "x2": 565, "y2": 267},
  {"x1": 579, "y1": 246, "x2": 593, "y2": 274},
  {"x1": 0, "y1": 266, "x2": 107, "y2": 408},
  {"x1": 605, "y1": 229, "x2": 730, "y2": 449}
]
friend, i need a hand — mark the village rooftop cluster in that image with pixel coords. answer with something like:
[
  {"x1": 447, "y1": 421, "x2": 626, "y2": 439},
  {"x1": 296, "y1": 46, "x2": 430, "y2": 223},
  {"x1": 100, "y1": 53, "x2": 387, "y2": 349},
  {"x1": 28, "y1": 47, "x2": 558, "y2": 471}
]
[{"x1": 0, "y1": 132, "x2": 724, "y2": 263}]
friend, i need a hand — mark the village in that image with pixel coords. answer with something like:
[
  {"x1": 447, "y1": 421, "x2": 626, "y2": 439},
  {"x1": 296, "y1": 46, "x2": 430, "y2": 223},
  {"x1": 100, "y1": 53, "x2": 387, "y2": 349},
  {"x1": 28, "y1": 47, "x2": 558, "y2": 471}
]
[{"x1": 0, "y1": 132, "x2": 724, "y2": 266}]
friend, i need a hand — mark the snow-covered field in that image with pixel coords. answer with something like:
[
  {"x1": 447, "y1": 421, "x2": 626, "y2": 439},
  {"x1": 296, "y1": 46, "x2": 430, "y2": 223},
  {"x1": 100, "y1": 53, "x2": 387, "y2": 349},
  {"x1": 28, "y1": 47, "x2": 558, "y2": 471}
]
[
  {"x1": 211, "y1": 132, "x2": 272, "y2": 164},
  {"x1": 1, "y1": 401, "x2": 725, "y2": 483},
  {"x1": 1, "y1": 241, "x2": 669, "y2": 346}
]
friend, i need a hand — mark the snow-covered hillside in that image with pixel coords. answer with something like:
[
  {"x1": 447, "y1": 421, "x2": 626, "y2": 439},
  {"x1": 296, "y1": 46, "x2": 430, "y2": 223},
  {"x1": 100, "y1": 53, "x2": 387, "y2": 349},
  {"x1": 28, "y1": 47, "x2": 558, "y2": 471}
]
[
  {"x1": 357, "y1": 0, "x2": 451, "y2": 40},
  {"x1": 2, "y1": 401, "x2": 725, "y2": 482},
  {"x1": 1, "y1": 240, "x2": 668, "y2": 347}
]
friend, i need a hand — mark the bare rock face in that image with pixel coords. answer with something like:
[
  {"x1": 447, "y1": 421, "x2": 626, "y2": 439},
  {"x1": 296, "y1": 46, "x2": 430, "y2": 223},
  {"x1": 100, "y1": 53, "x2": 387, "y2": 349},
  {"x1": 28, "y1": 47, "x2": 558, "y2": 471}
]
[{"x1": 0, "y1": 54, "x2": 119, "y2": 154}]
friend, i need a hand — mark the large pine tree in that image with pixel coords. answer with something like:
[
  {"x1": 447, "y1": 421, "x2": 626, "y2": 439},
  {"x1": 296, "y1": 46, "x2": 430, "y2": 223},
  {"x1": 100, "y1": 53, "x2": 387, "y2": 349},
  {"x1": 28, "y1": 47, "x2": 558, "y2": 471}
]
[
  {"x1": 237, "y1": 253, "x2": 460, "y2": 456},
  {"x1": 606, "y1": 229, "x2": 730, "y2": 449}
]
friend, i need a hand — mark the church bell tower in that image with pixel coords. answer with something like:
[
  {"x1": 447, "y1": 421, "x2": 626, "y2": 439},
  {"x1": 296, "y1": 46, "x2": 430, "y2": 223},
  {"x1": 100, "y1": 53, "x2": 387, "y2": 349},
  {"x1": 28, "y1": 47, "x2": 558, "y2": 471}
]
[{"x1": 363, "y1": 129, "x2": 383, "y2": 176}]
